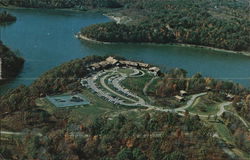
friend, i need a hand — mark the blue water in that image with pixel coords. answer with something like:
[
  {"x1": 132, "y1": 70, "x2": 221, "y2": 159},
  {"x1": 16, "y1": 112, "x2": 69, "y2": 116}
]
[{"x1": 0, "y1": 8, "x2": 250, "y2": 94}]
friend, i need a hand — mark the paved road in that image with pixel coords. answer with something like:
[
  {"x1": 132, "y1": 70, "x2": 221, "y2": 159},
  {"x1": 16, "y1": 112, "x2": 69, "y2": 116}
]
[
  {"x1": 129, "y1": 68, "x2": 145, "y2": 77},
  {"x1": 83, "y1": 69, "x2": 250, "y2": 133},
  {"x1": 0, "y1": 131, "x2": 42, "y2": 137},
  {"x1": 174, "y1": 92, "x2": 208, "y2": 112},
  {"x1": 0, "y1": 131, "x2": 23, "y2": 136},
  {"x1": 146, "y1": 92, "x2": 208, "y2": 112},
  {"x1": 111, "y1": 73, "x2": 146, "y2": 105},
  {"x1": 100, "y1": 74, "x2": 137, "y2": 103},
  {"x1": 187, "y1": 102, "x2": 232, "y2": 118}
]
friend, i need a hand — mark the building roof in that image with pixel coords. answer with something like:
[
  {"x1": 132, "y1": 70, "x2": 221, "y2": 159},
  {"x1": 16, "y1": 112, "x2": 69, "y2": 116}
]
[
  {"x1": 226, "y1": 94, "x2": 235, "y2": 99},
  {"x1": 99, "y1": 61, "x2": 110, "y2": 67},
  {"x1": 120, "y1": 60, "x2": 138, "y2": 67},
  {"x1": 149, "y1": 67, "x2": 160, "y2": 72},
  {"x1": 175, "y1": 95, "x2": 184, "y2": 100},
  {"x1": 138, "y1": 62, "x2": 149, "y2": 68},
  {"x1": 205, "y1": 86, "x2": 212, "y2": 90},
  {"x1": 106, "y1": 56, "x2": 118, "y2": 65},
  {"x1": 90, "y1": 63, "x2": 101, "y2": 68},
  {"x1": 180, "y1": 90, "x2": 187, "y2": 94}
]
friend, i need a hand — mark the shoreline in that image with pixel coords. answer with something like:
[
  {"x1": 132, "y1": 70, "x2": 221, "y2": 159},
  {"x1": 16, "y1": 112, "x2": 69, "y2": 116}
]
[
  {"x1": 2, "y1": 5, "x2": 250, "y2": 56},
  {"x1": 75, "y1": 33, "x2": 112, "y2": 44},
  {"x1": 0, "y1": 5, "x2": 99, "y2": 13},
  {"x1": 77, "y1": 33, "x2": 250, "y2": 57}
]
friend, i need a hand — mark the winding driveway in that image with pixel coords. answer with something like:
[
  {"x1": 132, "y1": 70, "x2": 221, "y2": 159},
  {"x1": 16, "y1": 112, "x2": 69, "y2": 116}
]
[{"x1": 83, "y1": 69, "x2": 250, "y2": 132}]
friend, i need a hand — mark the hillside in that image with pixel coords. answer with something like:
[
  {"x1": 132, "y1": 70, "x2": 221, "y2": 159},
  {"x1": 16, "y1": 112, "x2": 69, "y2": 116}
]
[
  {"x1": 0, "y1": 42, "x2": 24, "y2": 84},
  {"x1": 1, "y1": 56, "x2": 250, "y2": 159}
]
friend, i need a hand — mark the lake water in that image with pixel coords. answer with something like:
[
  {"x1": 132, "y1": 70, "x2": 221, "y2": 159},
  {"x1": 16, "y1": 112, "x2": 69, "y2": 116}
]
[{"x1": 0, "y1": 8, "x2": 250, "y2": 94}]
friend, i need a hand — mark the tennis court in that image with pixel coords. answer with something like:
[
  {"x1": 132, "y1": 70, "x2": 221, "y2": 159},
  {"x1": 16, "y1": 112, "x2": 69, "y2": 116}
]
[{"x1": 46, "y1": 93, "x2": 90, "y2": 108}]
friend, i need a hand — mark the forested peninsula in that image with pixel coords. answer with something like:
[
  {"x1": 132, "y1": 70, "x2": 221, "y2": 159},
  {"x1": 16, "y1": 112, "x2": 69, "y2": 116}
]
[
  {"x1": 1, "y1": 0, "x2": 249, "y2": 52},
  {"x1": 79, "y1": 0, "x2": 250, "y2": 53},
  {"x1": 0, "y1": 11, "x2": 16, "y2": 24},
  {"x1": 0, "y1": 42, "x2": 24, "y2": 84}
]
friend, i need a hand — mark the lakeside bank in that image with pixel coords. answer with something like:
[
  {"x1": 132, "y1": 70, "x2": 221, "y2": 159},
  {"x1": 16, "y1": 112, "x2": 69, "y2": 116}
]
[{"x1": 77, "y1": 33, "x2": 250, "y2": 57}]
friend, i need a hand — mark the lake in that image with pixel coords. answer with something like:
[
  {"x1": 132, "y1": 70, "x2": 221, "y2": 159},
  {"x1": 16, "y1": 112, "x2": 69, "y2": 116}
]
[{"x1": 0, "y1": 8, "x2": 250, "y2": 94}]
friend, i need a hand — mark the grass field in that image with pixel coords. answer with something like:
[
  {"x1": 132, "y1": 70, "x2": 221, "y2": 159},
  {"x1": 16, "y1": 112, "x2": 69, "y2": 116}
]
[
  {"x1": 212, "y1": 122, "x2": 236, "y2": 145},
  {"x1": 36, "y1": 87, "x2": 142, "y2": 124},
  {"x1": 117, "y1": 68, "x2": 134, "y2": 75},
  {"x1": 103, "y1": 74, "x2": 138, "y2": 102},
  {"x1": 121, "y1": 71, "x2": 153, "y2": 102},
  {"x1": 187, "y1": 97, "x2": 220, "y2": 115}
]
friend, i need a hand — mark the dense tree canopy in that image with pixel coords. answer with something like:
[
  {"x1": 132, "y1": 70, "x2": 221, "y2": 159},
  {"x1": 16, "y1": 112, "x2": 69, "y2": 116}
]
[
  {"x1": 0, "y1": 55, "x2": 249, "y2": 159},
  {"x1": 0, "y1": 42, "x2": 24, "y2": 84},
  {"x1": 80, "y1": 0, "x2": 250, "y2": 52},
  {"x1": 0, "y1": 11, "x2": 16, "y2": 24},
  {"x1": 0, "y1": 0, "x2": 123, "y2": 9}
]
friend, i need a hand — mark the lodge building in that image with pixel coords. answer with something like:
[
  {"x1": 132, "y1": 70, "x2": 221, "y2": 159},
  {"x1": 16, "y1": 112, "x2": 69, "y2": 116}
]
[{"x1": 89, "y1": 56, "x2": 161, "y2": 75}]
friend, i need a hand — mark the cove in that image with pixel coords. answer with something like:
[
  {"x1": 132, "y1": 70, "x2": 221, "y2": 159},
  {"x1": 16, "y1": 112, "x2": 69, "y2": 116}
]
[{"x1": 0, "y1": 8, "x2": 250, "y2": 94}]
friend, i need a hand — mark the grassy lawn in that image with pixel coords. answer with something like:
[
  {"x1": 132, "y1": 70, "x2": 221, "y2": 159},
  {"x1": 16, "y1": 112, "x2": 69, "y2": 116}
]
[
  {"x1": 65, "y1": 89, "x2": 127, "y2": 123},
  {"x1": 187, "y1": 97, "x2": 220, "y2": 115},
  {"x1": 103, "y1": 74, "x2": 138, "y2": 102},
  {"x1": 211, "y1": 122, "x2": 250, "y2": 160},
  {"x1": 147, "y1": 77, "x2": 160, "y2": 94},
  {"x1": 94, "y1": 72, "x2": 127, "y2": 100},
  {"x1": 35, "y1": 98, "x2": 57, "y2": 114},
  {"x1": 212, "y1": 122, "x2": 236, "y2": 145},
  {"x1": 117, "y1": 68, "x2": 134, "y2": 75},
  {"x1": 36, "y1": 87, "x2": 144, "y2": 124},
  {"x1": 121, "y1": 71, "x2": 153, "y2": 102},
  {"x1": 67, "y1": 88, "x2": 147, "y2": 123}
]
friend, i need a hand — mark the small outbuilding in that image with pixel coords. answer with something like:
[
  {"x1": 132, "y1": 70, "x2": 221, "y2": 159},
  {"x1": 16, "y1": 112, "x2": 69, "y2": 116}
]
[
  {"x1": 226, "y1": 94, "x2": 235, "y2": 100},
  {"x1": 149, "y1": 66, "x2": 161, "y2": 76},
  {"x1": 138, "y1": 62, "x2": 150, "y2": 68},
  {"x1": 180, "y1": 90, "x2": 188, "y2": 96},
  {"x1": 175, "y1": 95, "x2": 185, "y2": 102},
  {"x1": 106, "y1": 56, "x2": 118, "y2": 65},
  {"x1": 90, "y1": 63, "x2": 101, "y2": 71},
  {"x1": 205, "y1": 86, "x2": 212, "y2": 91}
]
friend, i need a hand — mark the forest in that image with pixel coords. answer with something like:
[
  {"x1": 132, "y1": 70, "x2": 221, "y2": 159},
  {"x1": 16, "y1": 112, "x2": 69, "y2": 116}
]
[
  {"x1": 1, "y1": 56, "x2": 250, "y2": 159},
  {"x1": 0, "y1": 11, "x2": 16, "y2": 24},
  {"x1": 0, "y1": 0, "x2": 123, "y2": 9},
  {"x1": 1, "y1": 0, "x2": 249, "y2": 51},
  {"x1": 80, "y1": 0, "x2": 250, "y2": 52},
  {"x1": 0, "y1": 42, "x2": 24, "y2": 84}
]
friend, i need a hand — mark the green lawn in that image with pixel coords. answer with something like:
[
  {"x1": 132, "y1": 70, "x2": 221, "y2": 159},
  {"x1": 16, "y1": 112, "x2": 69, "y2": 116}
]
[
  {"x1": 187, "y1": 97, "x2": 220, "y2": 115},
  {"x1": 147, "y1": 77, "x2": 160, "y2": 94},
  {"x1": 117, "y1": 68, "x2": 134, "y2": 75},
  {"x1": 36, "y1": 87, "x2": 143, "y2": 124},
  {"x1": 211, "y1": 122, "x2": 250, "y2": 159},
  {"x1": 121, "y1": 71, "x2": 153, "y2": 102},
  {"x1": 103, "y1": 74, "x2": 138, "y2": 102},
  {"x1": 66, "y1": 89, "x2": 129, "y2": 123},
  {"x1": 212, "y1": 122, "x2": 236, "y2": 145}
]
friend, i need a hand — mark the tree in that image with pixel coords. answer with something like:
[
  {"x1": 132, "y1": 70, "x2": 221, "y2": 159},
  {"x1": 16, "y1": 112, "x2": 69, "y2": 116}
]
[{"x1": 116, "y1": 148, "x2": 133, "y2": 160}]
